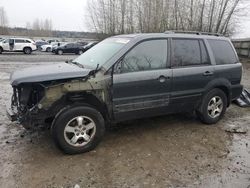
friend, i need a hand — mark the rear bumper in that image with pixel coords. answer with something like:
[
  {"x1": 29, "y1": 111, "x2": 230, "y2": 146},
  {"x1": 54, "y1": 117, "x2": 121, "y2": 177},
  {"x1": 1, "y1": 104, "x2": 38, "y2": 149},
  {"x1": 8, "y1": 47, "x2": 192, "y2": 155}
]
[{"x1": 231, "y1": 84, "x2": 243, "y2": 101}]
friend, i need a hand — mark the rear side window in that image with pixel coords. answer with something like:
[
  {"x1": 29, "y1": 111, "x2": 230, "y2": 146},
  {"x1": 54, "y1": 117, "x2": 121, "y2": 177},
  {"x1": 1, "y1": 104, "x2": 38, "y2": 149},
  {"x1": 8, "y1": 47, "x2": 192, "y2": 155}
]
[
  {"x1": 120, "y1": 39, "x2": 168, "y2": 73},
  {"x1": 15, "y1": 39, "x2": 25, "y2": 43},
  {"x1": 172, "y1": 39, "x2": 210, "y2": 67},
  {"x1": 66, "y1": 43, "x2": 74, "y2": 48},
  {"x1": 208, "y1": 40, "x2": 237, "y2": 65}
]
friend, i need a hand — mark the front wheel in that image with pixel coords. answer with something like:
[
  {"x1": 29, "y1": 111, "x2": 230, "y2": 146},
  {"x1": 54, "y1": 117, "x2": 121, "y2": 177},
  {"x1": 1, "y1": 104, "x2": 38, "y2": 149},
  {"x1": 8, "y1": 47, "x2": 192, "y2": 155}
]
[
  {"x1": 0, "y1": 47, "x2": 3, "y2": 54},
  {"x1": 57, "y1": 50, "x2": 63, "y2": 55},
  {"x1": 197, "y1": 88, "x2": 227, "y2": 124},
  {"x1": 52, "y1": 106, "x2": 105, "y2": 154}
]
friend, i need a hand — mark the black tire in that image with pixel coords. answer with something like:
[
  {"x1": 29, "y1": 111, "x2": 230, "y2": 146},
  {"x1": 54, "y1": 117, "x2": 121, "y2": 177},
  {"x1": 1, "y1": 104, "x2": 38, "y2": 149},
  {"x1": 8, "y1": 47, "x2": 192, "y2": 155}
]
[
  {"x1": 23, "y1": 47, "x2": 32, "y2": 54},
  {"x1": 0, "y1": 47, "x2": 3, "y2": 54},
  {"x1": 52, "y1": 106, "x2": 105, "y2": 154},
  {"x1": 58, "y1": 50, "x2": 63, "y2": 55},
  {"x1": 46, "y1": 47, "x2": 51, "y2": 52},
  {"x1": 197, "y1": 88, "x2": 227, "y2": 124}
]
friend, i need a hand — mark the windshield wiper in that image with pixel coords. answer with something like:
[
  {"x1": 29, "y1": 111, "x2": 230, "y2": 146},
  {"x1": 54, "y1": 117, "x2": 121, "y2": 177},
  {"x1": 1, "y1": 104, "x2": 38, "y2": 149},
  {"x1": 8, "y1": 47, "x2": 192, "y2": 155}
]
[
  {"x1": 65, "y1": 60, "x2": 84, "y2": 69},
  {"x1": 71, "y1": 61, "x2": 85, "y2": 69}
]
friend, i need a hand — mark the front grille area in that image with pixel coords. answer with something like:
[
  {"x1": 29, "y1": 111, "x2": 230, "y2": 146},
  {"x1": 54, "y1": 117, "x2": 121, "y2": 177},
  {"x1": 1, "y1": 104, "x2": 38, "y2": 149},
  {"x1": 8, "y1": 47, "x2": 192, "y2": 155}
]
[{"x1": 12, "y1": 84, "x2": 45, "y2": 115}]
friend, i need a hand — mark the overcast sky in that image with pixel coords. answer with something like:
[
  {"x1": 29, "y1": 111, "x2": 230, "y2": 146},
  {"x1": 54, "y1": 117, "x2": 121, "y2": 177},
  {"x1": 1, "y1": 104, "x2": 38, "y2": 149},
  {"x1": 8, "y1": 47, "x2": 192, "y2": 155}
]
[
  {"x1": 1, "y1": 0, "x2": 88, "y2": 31},
  {"x1": 1, "y1": 0, "x2": 250, "y2": 38}
]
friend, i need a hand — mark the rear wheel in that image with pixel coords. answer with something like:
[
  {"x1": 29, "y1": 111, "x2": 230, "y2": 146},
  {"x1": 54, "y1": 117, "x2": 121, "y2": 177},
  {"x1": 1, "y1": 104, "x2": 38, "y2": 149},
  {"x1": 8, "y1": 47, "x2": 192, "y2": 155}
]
[
  {"x1": 52, "y1": 106, "x2": 105, "y2": 154},
  {"x1": 23, "y1": 47, "x2": 32, "y2": 54},
  {"x1": 197, "y1": 88, "x2": 227, "y2": 124},
  {"x1": 0, "y1": 47, "x2": 2, "y2": 54},
  {"x1": 46, "y1": 47, "x2": 51, "y2": 52}
]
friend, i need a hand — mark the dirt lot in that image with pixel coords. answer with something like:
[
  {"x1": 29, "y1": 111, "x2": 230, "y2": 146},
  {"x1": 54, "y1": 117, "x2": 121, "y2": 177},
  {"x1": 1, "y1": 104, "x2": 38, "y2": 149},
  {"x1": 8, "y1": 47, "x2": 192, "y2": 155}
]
[
  {"x1": 0, "y1": 54, "x2": 250, "y2": 188},
  {"x1": 0, "y1": 51, "x2": 78, "y2": 62}
]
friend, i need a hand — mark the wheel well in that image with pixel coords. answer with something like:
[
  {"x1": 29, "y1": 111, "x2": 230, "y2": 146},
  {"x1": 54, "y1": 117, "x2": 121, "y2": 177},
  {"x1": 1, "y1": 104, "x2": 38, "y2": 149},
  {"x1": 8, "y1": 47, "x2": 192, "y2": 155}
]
[
  {"x1": 23, "y1": 46, "x2": 31, "y2": 50},
  {"x1": 46, "y1": 93, "x2": 109, "y2": 129},
  {"x1": 52, "y1": 92, "x2": 108, "y2": 119},
  {"x1": 214, "y1": 86, "x2": 230, "y2": 106},
  {"x1": 70, "y1": 94, "x2": 108, "y2": 118}
]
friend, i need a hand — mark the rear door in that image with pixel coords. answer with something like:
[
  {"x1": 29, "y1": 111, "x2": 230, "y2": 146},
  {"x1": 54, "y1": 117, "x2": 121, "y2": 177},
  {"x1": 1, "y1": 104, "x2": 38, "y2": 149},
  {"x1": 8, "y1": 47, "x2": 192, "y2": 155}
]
[
  {"x1": 73, "y1": 43, "x2": 80, "y2": 53},
  {"x1": 112, "y1": 39, "x2": 172, "y2": 121},
  {"x1": 170, "y1": 38, "x2": 214, "y2": 111},
  {"x1": 14, "y1": 39, "x2": 25, "y2": 51}
]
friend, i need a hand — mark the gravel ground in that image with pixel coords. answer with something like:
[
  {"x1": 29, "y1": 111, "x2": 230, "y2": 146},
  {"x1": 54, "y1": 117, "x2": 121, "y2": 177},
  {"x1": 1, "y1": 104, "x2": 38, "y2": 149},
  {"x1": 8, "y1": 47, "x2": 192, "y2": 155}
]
[{"x1": 0, "y1": 54, "x2": 250, "y2": 188}]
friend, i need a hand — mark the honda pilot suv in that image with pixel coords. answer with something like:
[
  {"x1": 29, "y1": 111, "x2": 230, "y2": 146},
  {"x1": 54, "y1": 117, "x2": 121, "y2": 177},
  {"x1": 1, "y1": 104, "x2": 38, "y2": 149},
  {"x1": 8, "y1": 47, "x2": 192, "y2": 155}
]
[{"x1": 6, "y1": 32, "x2": 242, "y2": 154}]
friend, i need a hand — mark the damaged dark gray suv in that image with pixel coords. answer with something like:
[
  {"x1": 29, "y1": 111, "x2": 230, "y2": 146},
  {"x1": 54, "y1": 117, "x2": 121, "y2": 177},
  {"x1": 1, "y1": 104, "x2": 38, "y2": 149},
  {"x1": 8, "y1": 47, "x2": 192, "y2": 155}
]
[{"x1": 7, "y1": 32, "x2": 243, "y2": 154}]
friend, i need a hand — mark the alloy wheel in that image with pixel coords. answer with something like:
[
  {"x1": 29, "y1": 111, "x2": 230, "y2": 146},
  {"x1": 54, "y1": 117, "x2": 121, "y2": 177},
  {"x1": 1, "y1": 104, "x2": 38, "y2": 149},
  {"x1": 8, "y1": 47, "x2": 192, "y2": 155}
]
[
  {"x1": 207, "y1": 96, "x2": 223, "y2": 118},
  {"x1": 64, "y1": 116, "x2": 96, "y2": 147}
]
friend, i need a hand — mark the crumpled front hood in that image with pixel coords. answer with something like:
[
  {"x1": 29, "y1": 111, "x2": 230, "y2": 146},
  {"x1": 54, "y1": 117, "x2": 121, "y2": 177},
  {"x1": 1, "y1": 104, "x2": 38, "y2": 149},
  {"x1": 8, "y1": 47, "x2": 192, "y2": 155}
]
[{"x1": 10, "y1": 62, "x2": 92, "y2": 86}]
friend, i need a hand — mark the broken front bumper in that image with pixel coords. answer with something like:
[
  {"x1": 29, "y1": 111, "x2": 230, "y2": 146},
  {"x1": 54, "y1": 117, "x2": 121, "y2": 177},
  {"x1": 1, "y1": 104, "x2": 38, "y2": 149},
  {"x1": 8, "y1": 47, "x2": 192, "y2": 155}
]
[{"x1": 6, "y1": 102, "x2": 17, "y2": 122}]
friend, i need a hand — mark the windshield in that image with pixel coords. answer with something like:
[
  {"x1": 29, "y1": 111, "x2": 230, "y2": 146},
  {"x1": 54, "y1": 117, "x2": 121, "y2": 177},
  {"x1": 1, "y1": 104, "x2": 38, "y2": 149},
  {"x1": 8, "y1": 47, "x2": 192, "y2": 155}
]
[{"x1": 73, "y1": 38, "x2": 130, "y2": 68}]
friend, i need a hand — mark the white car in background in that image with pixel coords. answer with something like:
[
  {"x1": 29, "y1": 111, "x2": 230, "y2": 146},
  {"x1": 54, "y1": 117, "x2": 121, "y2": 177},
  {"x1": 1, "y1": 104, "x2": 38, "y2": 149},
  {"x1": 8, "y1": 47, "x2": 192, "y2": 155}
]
[
  {"x1": 41, "y1": 42, "x2": 65, "y2": 52},
  {"x1": 0, "y1": 38, "x2": 37, "y2": 54}
]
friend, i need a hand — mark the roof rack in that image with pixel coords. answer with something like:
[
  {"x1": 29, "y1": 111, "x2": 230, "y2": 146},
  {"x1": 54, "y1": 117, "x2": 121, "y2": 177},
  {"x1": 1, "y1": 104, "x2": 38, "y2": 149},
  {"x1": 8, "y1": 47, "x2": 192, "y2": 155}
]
[{"x1": 164, "y1": 30, "x2": 223, "y2": 37}]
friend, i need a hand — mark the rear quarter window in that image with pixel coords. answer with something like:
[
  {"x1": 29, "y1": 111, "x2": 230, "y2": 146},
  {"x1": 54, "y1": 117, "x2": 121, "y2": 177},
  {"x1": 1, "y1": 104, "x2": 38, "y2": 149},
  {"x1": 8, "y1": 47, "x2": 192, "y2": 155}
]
[{"x1": 208, "y1": 40, "x2": 237, "y2": 65}]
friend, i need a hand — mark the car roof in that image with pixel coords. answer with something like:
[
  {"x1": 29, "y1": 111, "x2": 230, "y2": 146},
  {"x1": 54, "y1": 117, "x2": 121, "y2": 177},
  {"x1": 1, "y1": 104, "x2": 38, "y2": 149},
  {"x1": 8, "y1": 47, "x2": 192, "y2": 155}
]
[
  {"x1": 8, "y1": 38, "x2": 33, "y2": 40},
  {"x1": 112, "y1": 33, "x2": 229, "y2": 41}
]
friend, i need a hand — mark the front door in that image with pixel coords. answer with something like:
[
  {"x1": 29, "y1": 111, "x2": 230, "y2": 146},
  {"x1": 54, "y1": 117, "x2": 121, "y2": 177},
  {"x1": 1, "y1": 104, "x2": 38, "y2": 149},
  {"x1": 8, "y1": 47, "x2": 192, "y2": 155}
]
[
  {"x1": 64, "y1": 43, "x2": 74, "y2": 53},
  {"x1": 112, "y1": 39, "x2": 172, "y2": 121},
  {"x1": 170, "y1": 38, "x2": 214, "y2": 111},
  {"x1": 2, "y1": 39, "x2": 10, "y2": 51}
]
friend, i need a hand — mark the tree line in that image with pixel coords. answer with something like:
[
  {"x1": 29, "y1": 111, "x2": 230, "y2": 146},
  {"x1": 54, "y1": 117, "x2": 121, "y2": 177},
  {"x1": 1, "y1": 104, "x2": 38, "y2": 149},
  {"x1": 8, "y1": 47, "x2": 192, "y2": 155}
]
[
  {"x1": 87, "y1": 0, "x2": 244, "y2": 36},
  {"x1": 0, "y1": 6, "x2": 53, "y2": 36},
  {"x1": 0, "y1": 6, "x2": 8, "y2": 34},
  {"x1": 26, "y1": 18, "x2": 53, "y2": 36}
]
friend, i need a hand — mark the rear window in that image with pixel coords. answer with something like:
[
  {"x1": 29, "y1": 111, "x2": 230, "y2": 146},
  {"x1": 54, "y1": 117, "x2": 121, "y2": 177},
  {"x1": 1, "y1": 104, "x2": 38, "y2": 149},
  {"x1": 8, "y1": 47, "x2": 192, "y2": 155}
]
[{"x1": 208, "y1": 40, "x2": 237, "y2": 65}]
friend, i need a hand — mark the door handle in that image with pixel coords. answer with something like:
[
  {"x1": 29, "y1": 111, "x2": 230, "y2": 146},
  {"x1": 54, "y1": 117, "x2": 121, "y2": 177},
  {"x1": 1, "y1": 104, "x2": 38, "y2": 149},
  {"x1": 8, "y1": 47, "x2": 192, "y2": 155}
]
[
  {"x1": 158, "y1": 75, "x2": 170, "y2": 83},
  {"x1": 203, "y1": 71, "x2": 214, "y2": 76}
]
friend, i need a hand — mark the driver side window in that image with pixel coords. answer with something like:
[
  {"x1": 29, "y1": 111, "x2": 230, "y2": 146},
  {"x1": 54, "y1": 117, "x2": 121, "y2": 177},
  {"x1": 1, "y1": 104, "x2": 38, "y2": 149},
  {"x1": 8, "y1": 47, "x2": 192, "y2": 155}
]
[
  {"x1": 115, "y1": 39, "x2": 168, "y2": 74},
  {"x1": 3, "y1": 39, "x2": 9, "y2": 43}
]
